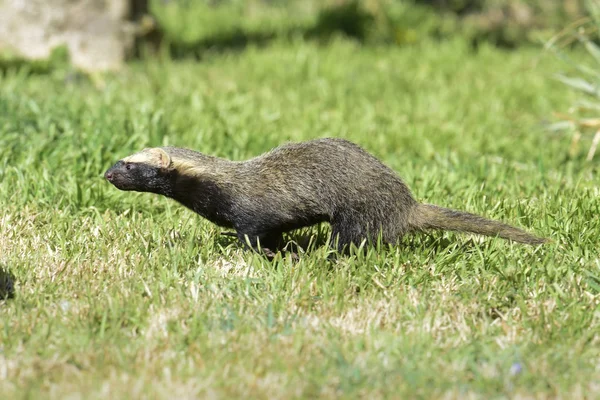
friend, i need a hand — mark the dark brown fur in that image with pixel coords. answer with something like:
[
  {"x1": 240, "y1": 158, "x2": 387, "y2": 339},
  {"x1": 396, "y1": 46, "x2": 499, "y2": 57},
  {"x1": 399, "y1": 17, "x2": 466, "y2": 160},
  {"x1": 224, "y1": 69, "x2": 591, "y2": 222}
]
[{"x1": 104, "y1": 138, "x2": 548, "y2": 252}]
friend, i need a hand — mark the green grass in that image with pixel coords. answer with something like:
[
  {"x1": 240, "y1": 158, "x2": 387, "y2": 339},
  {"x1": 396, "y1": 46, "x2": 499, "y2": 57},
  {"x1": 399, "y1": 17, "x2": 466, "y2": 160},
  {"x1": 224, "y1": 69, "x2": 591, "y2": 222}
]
[{"x1": 0, "y1": 37, "x2": 599, "y2": 398}]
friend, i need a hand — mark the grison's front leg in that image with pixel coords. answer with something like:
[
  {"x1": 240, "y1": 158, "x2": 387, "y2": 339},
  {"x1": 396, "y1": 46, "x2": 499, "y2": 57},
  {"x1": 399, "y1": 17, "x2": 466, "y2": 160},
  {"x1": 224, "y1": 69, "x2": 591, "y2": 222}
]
[{"x1": 236, "y1": 231, "x2": 284, "y2": 257}]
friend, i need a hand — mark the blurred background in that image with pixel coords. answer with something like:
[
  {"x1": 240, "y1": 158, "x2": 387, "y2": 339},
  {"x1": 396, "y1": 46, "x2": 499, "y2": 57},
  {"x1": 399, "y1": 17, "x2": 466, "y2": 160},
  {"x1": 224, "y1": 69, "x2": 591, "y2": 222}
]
[
  {"x1": 2, "y1": 0, "x2": 598, "y2": 159},
  {"x1": 2, "y1": 4, "x2": 600, "y2": 398},
  {"x1": 0, "y1": 0, "x2": 593, "y2": 70}
]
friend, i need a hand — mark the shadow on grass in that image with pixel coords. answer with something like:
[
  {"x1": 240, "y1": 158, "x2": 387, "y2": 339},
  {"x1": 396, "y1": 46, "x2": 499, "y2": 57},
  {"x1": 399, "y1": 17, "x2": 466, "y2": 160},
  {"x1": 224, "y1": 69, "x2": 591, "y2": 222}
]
[
  {"x1": 0, "y1": 267, "x2": 15, "y2": 300},
  {"x1": 168, "y1": 29, "x2": 284, "y2": 59},
  {"x1": 216, "y1": 226, "x2": 483, "y2": 259},
  {"x1": 216, "y1": 225, "x2": 332, "y2": 260}
]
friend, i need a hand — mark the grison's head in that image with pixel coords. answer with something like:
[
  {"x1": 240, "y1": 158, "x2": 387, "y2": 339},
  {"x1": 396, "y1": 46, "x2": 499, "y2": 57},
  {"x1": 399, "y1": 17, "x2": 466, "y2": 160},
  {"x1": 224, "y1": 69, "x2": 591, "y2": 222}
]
[{"x1": 105, "y1": 148, "x2": 173, "y2": 193}]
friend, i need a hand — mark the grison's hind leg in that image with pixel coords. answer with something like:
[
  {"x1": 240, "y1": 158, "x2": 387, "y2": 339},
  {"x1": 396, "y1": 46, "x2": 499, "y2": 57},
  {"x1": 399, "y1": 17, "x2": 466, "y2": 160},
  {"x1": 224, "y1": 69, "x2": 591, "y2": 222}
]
[{"x1": 330, "y1": 213, "x2": 370, "y2": 252}]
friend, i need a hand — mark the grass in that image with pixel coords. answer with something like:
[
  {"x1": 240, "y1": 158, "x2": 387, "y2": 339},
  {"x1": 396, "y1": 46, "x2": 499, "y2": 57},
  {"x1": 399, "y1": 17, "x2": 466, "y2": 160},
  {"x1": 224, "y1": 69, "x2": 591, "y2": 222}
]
[{"x1": 0, "y1": 37, "x2": 599, "y2": 398}]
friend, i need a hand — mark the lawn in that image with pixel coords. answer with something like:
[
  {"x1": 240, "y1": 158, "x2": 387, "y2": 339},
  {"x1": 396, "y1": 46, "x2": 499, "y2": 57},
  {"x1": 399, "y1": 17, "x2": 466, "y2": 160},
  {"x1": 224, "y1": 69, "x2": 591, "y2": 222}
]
[{"x1": 0, "y1": 36, "x2": 599, "y2": 398}]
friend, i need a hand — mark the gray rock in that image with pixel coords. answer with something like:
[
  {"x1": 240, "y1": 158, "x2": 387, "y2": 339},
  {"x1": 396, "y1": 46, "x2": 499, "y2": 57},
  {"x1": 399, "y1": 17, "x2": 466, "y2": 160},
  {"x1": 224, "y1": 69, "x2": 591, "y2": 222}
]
[{"x1": 0, "y1": 0, "x2": 146, "y2": 72}]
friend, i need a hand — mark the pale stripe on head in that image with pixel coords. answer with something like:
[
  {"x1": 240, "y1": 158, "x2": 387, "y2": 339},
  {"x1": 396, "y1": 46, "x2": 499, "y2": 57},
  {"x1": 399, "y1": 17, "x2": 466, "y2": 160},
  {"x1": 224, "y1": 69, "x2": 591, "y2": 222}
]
[{"x1": 122, "y1": 148, "x2": 172, "y2": 168}]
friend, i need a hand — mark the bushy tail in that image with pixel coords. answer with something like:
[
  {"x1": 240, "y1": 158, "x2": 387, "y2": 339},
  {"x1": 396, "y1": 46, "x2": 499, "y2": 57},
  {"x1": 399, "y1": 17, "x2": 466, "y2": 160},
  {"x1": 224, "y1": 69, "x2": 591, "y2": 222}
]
[{"x1": 410, "y1": 204, "x2": 548, "y2": 245}]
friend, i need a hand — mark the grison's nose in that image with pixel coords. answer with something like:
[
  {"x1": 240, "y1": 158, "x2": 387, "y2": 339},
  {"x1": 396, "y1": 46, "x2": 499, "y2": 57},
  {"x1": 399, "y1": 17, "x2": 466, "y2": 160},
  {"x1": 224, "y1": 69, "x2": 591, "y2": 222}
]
[{"x1": 105, "y1": 170, "x2": 114, "y2": 181}]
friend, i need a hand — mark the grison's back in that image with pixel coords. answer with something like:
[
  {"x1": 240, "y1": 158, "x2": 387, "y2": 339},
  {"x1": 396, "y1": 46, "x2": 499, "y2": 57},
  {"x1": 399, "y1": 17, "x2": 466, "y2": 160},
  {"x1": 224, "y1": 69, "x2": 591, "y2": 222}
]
[
  {"x1": 222, "y1": 138, "x2": 414, "y2": 229},
  {"x1": 246, "y1": 138, "x2": 407, "y2": 193}
]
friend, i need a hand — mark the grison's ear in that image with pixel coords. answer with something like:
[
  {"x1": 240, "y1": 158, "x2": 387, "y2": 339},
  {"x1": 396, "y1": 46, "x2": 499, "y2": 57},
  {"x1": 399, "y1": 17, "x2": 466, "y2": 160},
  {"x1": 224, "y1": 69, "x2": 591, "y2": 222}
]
[{"x1": 147, "y1": 148, "x2": 171, "y2": 169}]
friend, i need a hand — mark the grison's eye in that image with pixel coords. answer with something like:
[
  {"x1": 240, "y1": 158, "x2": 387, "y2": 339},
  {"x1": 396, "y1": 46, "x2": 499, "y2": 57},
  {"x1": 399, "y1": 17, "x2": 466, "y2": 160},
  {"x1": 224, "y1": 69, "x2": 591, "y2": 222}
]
[{"x1": 125, "y1": 163, "x2": 132, "y2": 171}]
